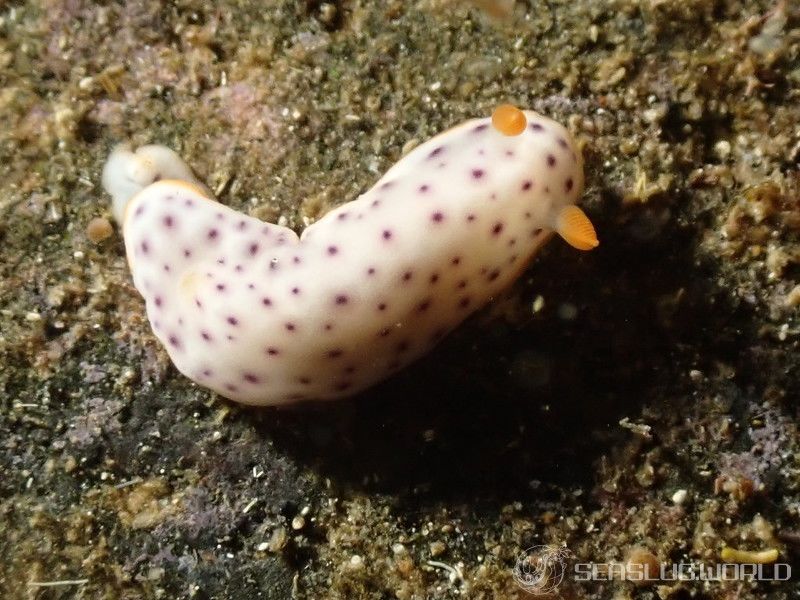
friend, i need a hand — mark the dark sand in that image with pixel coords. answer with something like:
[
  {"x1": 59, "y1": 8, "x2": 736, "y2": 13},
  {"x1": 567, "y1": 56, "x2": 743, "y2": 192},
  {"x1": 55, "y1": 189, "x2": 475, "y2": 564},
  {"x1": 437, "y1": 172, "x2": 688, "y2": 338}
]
[{"x1": 1, "y1": 1, "x2": 798, "y2": 598}]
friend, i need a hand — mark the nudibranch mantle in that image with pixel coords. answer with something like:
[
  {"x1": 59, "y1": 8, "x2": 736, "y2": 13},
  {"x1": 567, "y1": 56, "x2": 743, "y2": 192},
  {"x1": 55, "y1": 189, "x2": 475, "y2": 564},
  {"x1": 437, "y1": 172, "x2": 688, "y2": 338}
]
[{"x1": 104, "y1": 107, "x2": 597, "y2": 405}]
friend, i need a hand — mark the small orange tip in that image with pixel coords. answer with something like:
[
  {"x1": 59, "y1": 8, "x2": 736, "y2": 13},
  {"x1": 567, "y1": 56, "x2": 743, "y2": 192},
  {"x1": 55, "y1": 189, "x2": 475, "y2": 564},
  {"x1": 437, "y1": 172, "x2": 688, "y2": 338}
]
[
  {"x1": 556, "y1": 205, "x2": 599, "y2": 251},
  {"x1": 491, "y1": 104, "x2": 527, "y2": 136}
]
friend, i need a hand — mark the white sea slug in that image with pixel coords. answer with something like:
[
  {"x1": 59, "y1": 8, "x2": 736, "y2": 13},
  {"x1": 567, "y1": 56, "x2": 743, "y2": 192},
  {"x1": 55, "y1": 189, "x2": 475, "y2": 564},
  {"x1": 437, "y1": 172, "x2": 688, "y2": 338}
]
[{"x1": 102, "y1": 105, "x2": 598, "y2": 406}]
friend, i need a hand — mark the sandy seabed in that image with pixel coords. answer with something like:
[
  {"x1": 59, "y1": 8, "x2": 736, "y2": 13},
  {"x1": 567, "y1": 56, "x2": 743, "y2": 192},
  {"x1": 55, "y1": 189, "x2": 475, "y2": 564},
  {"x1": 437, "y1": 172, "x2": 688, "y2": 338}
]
[{"x1": 1, "y1": 1, "x2": 799, "y2": 598}]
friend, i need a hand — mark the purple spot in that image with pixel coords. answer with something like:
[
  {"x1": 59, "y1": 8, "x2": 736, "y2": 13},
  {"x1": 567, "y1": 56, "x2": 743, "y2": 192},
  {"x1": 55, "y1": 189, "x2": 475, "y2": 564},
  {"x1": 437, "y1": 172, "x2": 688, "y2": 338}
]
[
  {"x1": 472, "y1": 123, "x2": 489, "y2": 134},
  {"x1": 285, "y1": 322, "x2": 296, "y2": 331},
  {"x1": 379, "y1": 181, "x2": 394, "y2": 191},
  {"x1": 565, "y1": 177, "x2": 574, "y2": 192},
  {"x1": 487, "y1": 269, "x2": 500, "y2": 282},
  {"x1": 367, "y1": 267, "x2": 376, "y2": 276},
  {"x1": 292, "y1": 287, "x2": 301, "y2": 295},
  {"x1": 505, "y1": 150, "x2": 515, "y2": 157},
  {"x1": 327, "y1": 349, "x2": 344, "y2": 359},
  {"x1": 466, "y1": 214, "x2": 476, "y2": 222},
  {"x1": 202, "y1": 368, "x2": 212, "y2": 377},
  {"x1": 382, "y1": 229, "x2": 393, "y2": 240},
  {"x1": 217, "y1": 257, "x2": 226, "y2": 265},
  {"x1": 163, "y1": 215, "x2": 174, "y2": 228},
  {"x1": 371, "y1": 199, "x2": 381, "y2": 208},
  {"x1": 201, "y1": 331, "x2": 212, "y2": 342},
  {"x1": 522, "y1": 180, "x2": 533, "y2": 191},
  {"x1": 208, "y1": 228, "x2": 219, "y2": 240},
  {"x1": 262, "y1": 297, "x2": 273, "y2": 307},
  {"x1": 530, "y1": 123, "x2": 544, "y2": 132},
  {"x1": 168, "y1": 334, "x2": 181, "y2": 349},
  {"x1": 216, "y1": 283, "x2": 226, "y2": 292},
  {"x1": 337, "y1": 212, "x2": 349, "y2": 221},
  {"x1": 225, "y1": 383, "x2": 238, "y2": 393},
  {"x1": 335, "y1": 294, "x2": 349, "y2": 305},
  {"x1": 457, "y1": 279, "x2": 467, "y2": 289},
  {"x1": 140, "y1": 240, "x2": 150, "y2": 254},
  {"x1": 378, "y1": 303, "x2": 387, "y2": 311},
  {"x1": 269, "y1": 260, "x2": 279, "y2": 271},
  {"x1": 508, "y1": 238, "x2": 517, "y2": 247},
  {"x1": 327, "y1": 245, "x2": 338, "y2": 256},
  {"x1": 557, "y1": 137, "x2": 569, "y2": 149},
  {"x1": 417, "y1": 299, "x2": 431, "y2": 312},
  {"x1": 227, "y1": 316, "x2": 239, "y2": 326},
  {"x1": 243, "y1": 373, "x2": 260, "y2": 384},
  {"x1": 237, "y1": 220, "x2": 248, "y2": 231},
  {"x1": 471, "y1": 169, "x2": 485, "y2": 180},
  {"x1": 492, "y1": 222, "x2": 504, "y2": 236},
  {"x1": 215, "y1": 212, "x2": 224, "y2": 220},
  {"x1": 234, "y1": 264, "x2": 243, "y2": 272},
  {"x1": 195, "y1": 297, "x2": 203, "y2": 309},
  {"x1": 431, "y1": 212, "x2": 444, "y2": 223},
  {"x1": 459, "y1": 297, "x2": 471, "y2": 309},
  {"x1": 293, "y1": 255, "x2": 301, "y2": 264},
  {"x1": 266, "y1": 347, "x2": 279, "y2": 356},
  {"x1": 419, "y1": 184, "x2": 430, "y2": 194},
  {"x1": 183, "y1": 248, "x2": 192, "y2": 258},
  {"x1": 402, "y1": 271, "x2": 413, "y2": 282},
  {"x1": 249, "y1": 243, "x2": 259, "y2": 255},
  {"x1": 428, "y1": 146, "x2": 445, "y2": 159},
  {"x1": 546, "y1": 154, "x2": 556, "y2": 167},
  {"x1": 324, "y1": 323, "x2": 334, "y2": 331},
  {"x1": 154, "y1": 296, "x2": 163, "y2": 307},
  {"x1": 451, "y1": 256, "x2": 461, "y2": 266},
  {"x1": 226, "y1": 334, "x2": 235, "y2": 341},
  {"x1": 430, "y1": 273, "x2": 440, "y2": 284},
  {"x1": 184, "y1": 199, "x2": 194, "y2": 207},
  {"x1": 134, "y1": 205, "x2": 145, "y2": 218},
  {"x1": 247, "y1": 283, "x2": 255, "y2": 290}
]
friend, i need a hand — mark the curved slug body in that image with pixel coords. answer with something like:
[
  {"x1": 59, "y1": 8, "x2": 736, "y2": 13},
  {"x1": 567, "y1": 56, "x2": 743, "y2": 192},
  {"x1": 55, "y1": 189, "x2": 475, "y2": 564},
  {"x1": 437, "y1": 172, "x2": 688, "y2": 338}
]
[{"x1": 107, "y1": 108, "x2": 594, "y2": 405}]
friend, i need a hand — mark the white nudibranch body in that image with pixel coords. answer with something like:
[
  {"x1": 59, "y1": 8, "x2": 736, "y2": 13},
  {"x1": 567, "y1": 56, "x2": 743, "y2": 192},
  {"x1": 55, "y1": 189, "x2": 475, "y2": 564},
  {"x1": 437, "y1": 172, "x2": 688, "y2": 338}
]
[{"x1": 104, "y1": 107, "x2": 597, "y2": 405}]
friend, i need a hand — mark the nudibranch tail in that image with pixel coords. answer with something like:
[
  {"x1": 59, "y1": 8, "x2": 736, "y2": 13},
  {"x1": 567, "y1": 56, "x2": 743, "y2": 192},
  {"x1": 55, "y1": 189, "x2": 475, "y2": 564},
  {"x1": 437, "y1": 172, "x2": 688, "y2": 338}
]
[
  {"x1": 104, "y1": 105, "x2": 594, "y2": 406},
  {"x1": 555, "y1": 205, "x2": 599, "y2": 251},
  {"x1": 103, "y1": 144, "x2": 209, "y2": 223}
]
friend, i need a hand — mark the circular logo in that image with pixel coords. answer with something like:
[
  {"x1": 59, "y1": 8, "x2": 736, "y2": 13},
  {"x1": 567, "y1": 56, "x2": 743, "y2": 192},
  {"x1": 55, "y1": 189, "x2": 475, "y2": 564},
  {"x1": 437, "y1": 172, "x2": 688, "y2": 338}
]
[{"x1": 513, "y1": 544, "x2": 571, "y2": 595}]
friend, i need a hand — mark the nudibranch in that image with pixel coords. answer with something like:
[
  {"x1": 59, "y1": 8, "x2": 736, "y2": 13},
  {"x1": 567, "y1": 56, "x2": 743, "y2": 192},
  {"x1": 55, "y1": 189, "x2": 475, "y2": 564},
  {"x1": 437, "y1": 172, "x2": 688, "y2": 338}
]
[{"x1": 102, "y1": 105, "x2": 597, "y2": 405}]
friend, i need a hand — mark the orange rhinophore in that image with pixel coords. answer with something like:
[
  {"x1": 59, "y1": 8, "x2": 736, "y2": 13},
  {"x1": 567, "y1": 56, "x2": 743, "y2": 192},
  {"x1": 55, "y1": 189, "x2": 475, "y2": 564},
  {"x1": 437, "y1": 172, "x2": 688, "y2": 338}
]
[
  {"x1": 491, "y1": 104, "x2": 527, "y2": 136},
  {"x1": 556, "y1": 205, "x2": 599, "y2": 251}
]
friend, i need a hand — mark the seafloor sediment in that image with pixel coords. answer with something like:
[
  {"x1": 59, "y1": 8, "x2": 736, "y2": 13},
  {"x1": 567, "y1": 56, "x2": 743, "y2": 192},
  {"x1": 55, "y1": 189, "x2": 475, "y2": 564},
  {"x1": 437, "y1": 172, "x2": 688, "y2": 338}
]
[{"x1": 1, "y1": 1, "x2": 799, "y2": 598}]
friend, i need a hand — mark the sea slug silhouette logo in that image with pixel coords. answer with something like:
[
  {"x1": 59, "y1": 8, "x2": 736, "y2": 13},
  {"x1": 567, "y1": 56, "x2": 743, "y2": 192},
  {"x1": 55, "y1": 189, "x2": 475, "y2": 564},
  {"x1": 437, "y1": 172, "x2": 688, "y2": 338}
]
[{"x1": 513, "y1": 545, "x2": 571, "y2": 595}]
